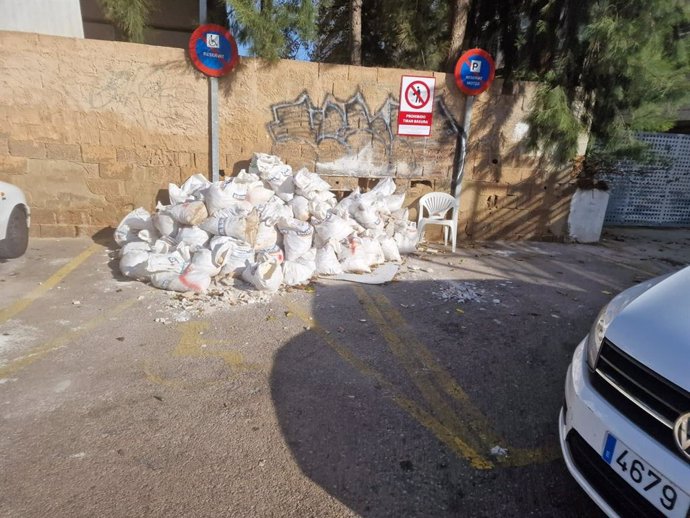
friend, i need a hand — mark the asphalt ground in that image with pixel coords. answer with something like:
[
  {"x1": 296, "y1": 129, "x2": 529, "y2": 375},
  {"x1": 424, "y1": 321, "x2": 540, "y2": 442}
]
[{"x1": 1, "y1": 228, "x2": 689, "y2": 517}]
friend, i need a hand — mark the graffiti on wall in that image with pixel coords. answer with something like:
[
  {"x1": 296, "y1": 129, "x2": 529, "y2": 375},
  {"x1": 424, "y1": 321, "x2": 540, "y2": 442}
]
[
  {"x1": 66, "y1": 64, "x2": 200, "y2": 131},
  {"x1": 268, "y1": 91, "x2": 460, "y2": 178}
]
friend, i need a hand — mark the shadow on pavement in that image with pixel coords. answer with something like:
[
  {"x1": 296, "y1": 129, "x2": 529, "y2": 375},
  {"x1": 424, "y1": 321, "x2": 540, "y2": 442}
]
[{"x1": 270, "y1": 272, "x2": 607, "y2": 517}]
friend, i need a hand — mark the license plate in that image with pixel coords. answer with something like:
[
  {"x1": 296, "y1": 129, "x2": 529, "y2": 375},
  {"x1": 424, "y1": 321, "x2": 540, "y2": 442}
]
[{"x1": 602, "y1": 433, "x2": 690, "y2": 517}]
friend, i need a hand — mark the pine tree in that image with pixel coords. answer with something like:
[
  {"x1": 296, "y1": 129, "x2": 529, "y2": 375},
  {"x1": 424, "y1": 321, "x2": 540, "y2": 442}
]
[
  {"x1": 227, "y1": 0, "x2": 315, "y2": 61},
  {"x1": 312, "y1": 0, "x2": 450, "y2": 70},
  {"x1": 523, "y1": 0, "x2": 690, "y2": 165},
  {"x1": 98, "y1": 0, "x2": 315, "y2": 61},
  {"x1": 98, "y1": 0, "x2": 152, "y2": 43}
]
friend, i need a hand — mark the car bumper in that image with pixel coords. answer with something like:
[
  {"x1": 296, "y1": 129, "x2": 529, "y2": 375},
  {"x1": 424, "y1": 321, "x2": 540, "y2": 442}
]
[{"x1": 560, "y1": 339, "x2": 690, "y2": 517}]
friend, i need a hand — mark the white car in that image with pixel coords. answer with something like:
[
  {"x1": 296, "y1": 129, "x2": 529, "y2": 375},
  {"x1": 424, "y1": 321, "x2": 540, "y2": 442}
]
[
  {"x1": 0, "y1": 181, "x2": 30, "y2": 258},
  {"x1": 560, "y1": 267, "x2": 690, "y2": 517}
]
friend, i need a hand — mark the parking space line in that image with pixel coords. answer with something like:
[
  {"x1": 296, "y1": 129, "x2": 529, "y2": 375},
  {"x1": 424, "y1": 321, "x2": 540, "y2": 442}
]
[
  {"x1": 283, "y1": 299, "x2": 494, "y2": 470},
  {"x1": 144, "y1": 321, "x2": 255, "y2": 389},
  {"x1": 0, "y1": 242, "x2": 101, "y2": 325},
  {"x1": 173, "y1": 321, "x2": 250, "y2": 371},
  {"x1": 353, "y1": 287, "x2": 489, "y2": 449},
  {"x1": 0, "y1": 296, "x2": 139, "y2": 379},
  {"x1": 357, "y1": 286, "x2": 560, "y2": 467}
]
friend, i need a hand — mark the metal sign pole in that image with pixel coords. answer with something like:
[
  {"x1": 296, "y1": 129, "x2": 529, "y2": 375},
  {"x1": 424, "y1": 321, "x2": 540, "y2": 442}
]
[
  {"x1": 452, "y1": 48, "x2": 495, "y2": 202},
  {"x1": 199, "y1": 0, "x2": 219, "y2": 183},
  {"x1": 209, "y1": 77, "x2": 219, "y2": 182},
  {"x1": 453, "y1": 95, "x2": 475, "y2": 200}
]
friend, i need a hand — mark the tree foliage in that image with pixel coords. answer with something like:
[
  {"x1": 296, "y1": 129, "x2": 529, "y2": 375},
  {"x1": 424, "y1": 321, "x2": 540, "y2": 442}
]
[
  {"x1": 98, "y1": 0, "x2": 152, "y2": 43},
  {"x1": 525, "y1": 0, "x2": 690, "y2": 165},
  {"x1": 311, "y1": 0, "x2": 450, "y2": 71},
  {"x1": 227, "y1": 0, "x2": 315, "y2": 60},
  {"x1": 314, "y1": 0, "x2": 690, "y2": 166},
  {"x1": 99, "y1": 0, "x2": 315, "y2": 61}
]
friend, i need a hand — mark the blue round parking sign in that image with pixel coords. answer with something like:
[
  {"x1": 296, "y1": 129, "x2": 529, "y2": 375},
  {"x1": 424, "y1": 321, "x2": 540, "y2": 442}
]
[
  {"x1": 454, "y1": 48, "x2": 496, "y2": 96},
  {"x1": 189, "y1": 24, "x2": 239, "y2": 77}
]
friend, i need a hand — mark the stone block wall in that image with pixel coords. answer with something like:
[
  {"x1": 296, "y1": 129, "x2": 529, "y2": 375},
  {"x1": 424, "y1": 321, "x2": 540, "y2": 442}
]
[{"x1": 0, "y1": 31, "x2": 581, "y2": 240}]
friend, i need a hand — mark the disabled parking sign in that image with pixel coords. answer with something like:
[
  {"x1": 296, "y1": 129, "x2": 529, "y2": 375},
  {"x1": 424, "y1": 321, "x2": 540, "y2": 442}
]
[
  {"x1": 189, "y1": 24, "x2": 239, "y2": 77},
  {"x1": 454, "y1": 48, "x2": 495, "y2": 96}
]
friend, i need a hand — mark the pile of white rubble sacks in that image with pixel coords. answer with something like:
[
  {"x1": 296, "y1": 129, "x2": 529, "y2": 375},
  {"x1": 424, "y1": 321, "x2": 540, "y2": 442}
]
[{"x1": 115, "y1": 153, "x2": 420, "y2": 293}]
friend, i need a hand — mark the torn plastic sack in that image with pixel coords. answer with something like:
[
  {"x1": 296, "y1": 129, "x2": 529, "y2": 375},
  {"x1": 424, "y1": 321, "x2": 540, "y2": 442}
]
[
  {"x1": 338, "y1": 237, "x2": 371, "y2": 274},
  {"x1": 315, "y1": 240, "x2": 343, "y2": 275},
  {"x1": 282, "y1": 253, "x2": 316, "y2": 286},
  {"x1": 253, "y1": 221, "x2": 279, "y2": 251},
  {"x1": 303, "y1": 189, "x2": 336, "y2": 205},
  {"x1": 249, "y1": 152, "x2": 281, "y2": 176},
  {"x1": 247, "y1": 185, "x2": 275, "y2": 207},
  {"x1": 352, "y1": 202, "x2": 383, "y2": 230},
  {"x1": 204, "y1": 182, "x2": 248, "y2": 215},
  {"x1": 209, "y1": 236, "x2": 255, "y2": 277},
  {"x1": 234, "y1": 169, "x2": 261, "y2": 185},
  {"x1": 150, "y1": 263, "x2": 211, "y2": 293},
  {"x1": 385, "y1": 194, "x2": 405, "y2": 213},
  {"x1": 151, "y1": 237, "x2": 176, "y2": 254},
  {"x1": 168, "y1": 201, "x2": 208, "y2": 227},
  {"x1": 168, "y1": 176, "x2": 207, "y2": 205},
  {"x1": 120, "y1": 241, "x2": 151, "y2": 257},
  {"x1": 256, "y1": 244, "x2": 284, "y2": 264},
  {"x1": 152, "y1": 211, "x2": 178, "y2": 238},
  {"x1": 293, "y1": 168, "x2": 331, "y2": 196},
  {"x1": 277, "y1": 217, "x2": 314, "y2": 262},
  {"x1": 369, "y1": 177, "x2": 396, "y2": 197},
  {"x1": 146, "y1": 249, "x2": 189, "y2": 275},
  {"x1": 168, "y1": 174, "x2": 211, "y2": 204},
  {"x1": 199, "y1": 204, "x2": 252, "y2": 239},
  {"x1": 258, "y1": 196, "x2": 292, "y2": 225},
  {"x1": 313, "y1": 212, "x2": 354, "y2": 242},
  {"x1": 334, "y1": 188, "x2": 360, "y2": 217},
  {"x1": 308, "y1": 200, "x2": 333, "y2": 221},
  {"x1": 379, "y1": 236, "x2": 402, "y2": 262},
  {"x1": 189, "y1": 248, "x2": 221, "y2": 277},
  {"x1": 175, "y1": 226, "x2": 210, "y2": 251},
  {"x1": 260, "y1": 163, "x2": 294, "y2": 202},
  {"x1": 114, "y1": 208, "x2": 156, "y2": 246},
  {"x1": 394, "y1": 222, "x2": 419, "y2": 254},
  {"x1": 241, "y1": 210, "x2": 261, "y2": 248},
  {"x1": 242, "y1": 257, "x2": 283, "y2": 292},
  {"x1": 361, "y1": 237, "x2": 385, "y2": 266},
  {"x1": 288, "y1": 196, "x2": 310, "y2": 221},
  {"x1": 119, "y1": 249, "x2": 151, "y2": 280}
]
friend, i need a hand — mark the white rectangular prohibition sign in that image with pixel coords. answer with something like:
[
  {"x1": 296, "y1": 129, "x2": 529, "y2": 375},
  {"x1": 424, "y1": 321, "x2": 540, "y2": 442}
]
[{"x1": 397, "y1": 75, "x2": 436, "y2": 137}]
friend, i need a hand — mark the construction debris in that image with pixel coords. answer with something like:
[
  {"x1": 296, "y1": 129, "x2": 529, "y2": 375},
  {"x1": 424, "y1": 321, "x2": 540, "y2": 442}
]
[{"x1": 114, "y1": 153, "x2": 418, "y2": 296}]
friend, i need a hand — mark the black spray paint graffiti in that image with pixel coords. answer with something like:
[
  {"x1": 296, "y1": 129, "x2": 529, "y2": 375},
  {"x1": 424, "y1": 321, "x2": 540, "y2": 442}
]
[{"x1": 268, "y1": 91, "x2": 459, "y2": 177}]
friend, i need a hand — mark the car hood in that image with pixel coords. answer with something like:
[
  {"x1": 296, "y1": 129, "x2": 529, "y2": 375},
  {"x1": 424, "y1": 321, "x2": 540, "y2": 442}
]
[{"x1": 606, "y1": 266, "x2": 690, "y2": 393}]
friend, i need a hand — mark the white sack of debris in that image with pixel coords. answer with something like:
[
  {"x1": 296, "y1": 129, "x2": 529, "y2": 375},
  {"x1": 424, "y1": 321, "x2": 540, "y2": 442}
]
[{"x1": 113, "y1": 153, "x2": 419, "y2": 294}]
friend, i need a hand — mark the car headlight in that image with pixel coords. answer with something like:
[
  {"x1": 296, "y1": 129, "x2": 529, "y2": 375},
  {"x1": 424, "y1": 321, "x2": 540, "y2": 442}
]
[{"x1": 585, "y1": 274, "x2": 671, "y2": 370}]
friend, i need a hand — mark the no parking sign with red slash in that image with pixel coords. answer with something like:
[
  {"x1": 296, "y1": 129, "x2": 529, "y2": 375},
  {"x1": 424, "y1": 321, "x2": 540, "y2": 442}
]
[{"x1": 397, "y1": 75, "x2": 436, "y2": 137}]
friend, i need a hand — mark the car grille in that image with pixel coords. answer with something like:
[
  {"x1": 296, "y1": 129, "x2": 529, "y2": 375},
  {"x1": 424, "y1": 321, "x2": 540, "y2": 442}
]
[
  {"x1": 593, "y1": 338, "x2": 690, "y2": 464},
  {"x1": 567, "y1": 430, "x2": 666, "y2": 517}
]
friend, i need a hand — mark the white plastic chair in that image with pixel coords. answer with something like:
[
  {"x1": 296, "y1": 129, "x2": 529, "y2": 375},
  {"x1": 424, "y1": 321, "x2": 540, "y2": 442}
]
[{"x1": 417, "y1": 192, "x2": 459, "y2": 253}]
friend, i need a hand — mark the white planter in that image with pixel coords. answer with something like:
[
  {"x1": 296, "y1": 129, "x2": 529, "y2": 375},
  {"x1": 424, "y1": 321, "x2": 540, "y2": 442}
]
[{"x1": 568, "y1": 188, "x2": 610, "y2": 243}]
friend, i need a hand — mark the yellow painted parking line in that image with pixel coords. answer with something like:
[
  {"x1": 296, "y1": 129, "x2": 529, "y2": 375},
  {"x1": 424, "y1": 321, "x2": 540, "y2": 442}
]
[
  {"x1": 0, "y1": 242, "x2": 101, "y2": 325},
  {"x1": 283, "y1": 299, "x2": 494, "y2": 470},
  {"x1": 0, "y1": 296, "x2": 139, "y2": 378},
  {"x1": 173, "y1": 321, "x2": 250, "y2": 371},
  {"x1": 145, "y1": 321, "x2": 254, "y2": 388},
  {"x1": 357, "y1": 286, "x2": 560, "y2": 467},
  {"x1": 353, "y1": 286, "x2": 489, "y2": 450}
]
